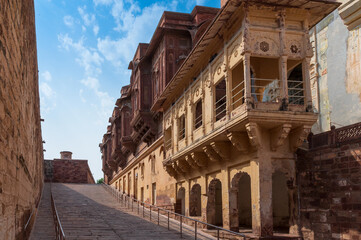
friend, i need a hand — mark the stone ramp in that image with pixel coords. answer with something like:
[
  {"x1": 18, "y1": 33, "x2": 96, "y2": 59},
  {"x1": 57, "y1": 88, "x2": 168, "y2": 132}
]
[
  {"x1": 29, "y1": 183, "x2": 56, "y2": 240},
  {"x1": 51, "y1": 183, "x2": 195, "y2": 240}
]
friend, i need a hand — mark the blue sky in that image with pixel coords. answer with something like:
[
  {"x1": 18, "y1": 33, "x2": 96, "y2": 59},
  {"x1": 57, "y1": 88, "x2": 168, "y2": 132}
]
[{"x1": 35, "y1": 0, "x2": 220, "y2": 180}]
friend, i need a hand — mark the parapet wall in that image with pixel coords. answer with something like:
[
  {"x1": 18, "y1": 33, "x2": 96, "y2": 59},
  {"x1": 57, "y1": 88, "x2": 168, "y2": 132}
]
[
  {"x1": 0, "y1": 0, "x2": 44, "y2": 239},
  {"x1": 298, "y1": 122, "x2": 361, "y2": 240},
  {"x1": 44, "y1": 159, "x2": 95, "y2": 184}
]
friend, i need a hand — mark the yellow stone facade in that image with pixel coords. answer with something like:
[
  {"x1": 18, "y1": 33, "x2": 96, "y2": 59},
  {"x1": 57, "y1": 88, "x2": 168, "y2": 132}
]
[{"x1": 102, "y1": 0, "x2": 340, "y2": 238}]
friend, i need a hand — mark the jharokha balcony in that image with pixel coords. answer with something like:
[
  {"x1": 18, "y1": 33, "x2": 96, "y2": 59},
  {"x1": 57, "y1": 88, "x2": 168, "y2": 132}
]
[
  {"x1": 158, "y1": 3, "x2": 325, "y2": 179},
  {"x1": 130, "y1": 109, "x2": 157, "y2": 145}
]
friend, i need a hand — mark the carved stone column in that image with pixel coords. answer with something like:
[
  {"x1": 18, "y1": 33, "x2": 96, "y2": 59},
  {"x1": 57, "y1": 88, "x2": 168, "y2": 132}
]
[
  {"x1": 279, "y1": 56, "x2": 288, "y2": 102},
  {"x1": 243, "y1": 53, "x2": 251, "y2": 109},
  {"x1": 303, "y1": 57, "x2": 313, "y2": 110}
]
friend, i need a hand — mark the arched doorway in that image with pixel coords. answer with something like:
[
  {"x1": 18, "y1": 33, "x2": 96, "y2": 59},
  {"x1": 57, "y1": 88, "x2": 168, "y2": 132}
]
[
  {"x1": 272, "y1": 171, "x2": 290, "y2": 232},
  {"x1": 207, "y1": 179, "x2": 223, "y2": 227},
  {"x1": 229, "y1": 172, "x2": 252, "y2": 231},
  {"x1": 189, "y1": 184, "x2": 201, "y2": 216},
  {"x1": 176, "y1": 187, "x2": 185, "y2": 215}
]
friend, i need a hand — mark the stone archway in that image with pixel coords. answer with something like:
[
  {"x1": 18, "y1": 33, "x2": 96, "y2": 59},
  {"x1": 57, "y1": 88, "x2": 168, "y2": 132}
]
[
  {"x1": 176, "y1": 187, "x2": 186, "y2": 215},
  {"x1": 229, "y1": 172, "x2": 252, "y2": 232},
  {"x1": 189, "y1": 184, "x2": 201, "y2": 216},
  {"x1": 272, "y1": 171, "x2": 290, "y2": 232},
  {"x1": 207, "y1": 179, "x2": 223, "y2": 227}
]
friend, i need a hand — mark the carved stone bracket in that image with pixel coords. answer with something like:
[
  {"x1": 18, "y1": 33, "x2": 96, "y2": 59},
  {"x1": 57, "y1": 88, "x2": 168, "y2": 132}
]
[
  {"x1": 185, "y1": 155, "x2": 199, "y2": 170},
  {"x1": 172, "y1": 162, "x2": 185, "y2": 175},
  {"x1": 210, "y1": 141, "x2": 231, "y2": 161},
  {"x1": 177, "y1": 158, "x2": 191, "y2": 173},
  {"x1": 246, "y1": 122, "x2": 262, "y2": 148},
  {"x1": 191, "y1": 152, "x2": 208, "y2": 167},
  {"x1": 270, "y1": 124, "x2": 292, "y2": 151},
  {"x1": 289, "y1": 125, "x2": 312, "y2": 151},
  {"x1": 203, "y1": 145, "x2": 222, "y2": 162},
  {"x1": 164, "y1": 164, "x2": 177, "y2": 178},
  {"x1": 227, "y1": 131, "x2": 250, "y2": 153}
]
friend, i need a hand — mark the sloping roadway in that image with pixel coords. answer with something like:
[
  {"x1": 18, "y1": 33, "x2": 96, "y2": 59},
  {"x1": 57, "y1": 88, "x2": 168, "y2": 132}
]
[{"x1": 51, "y1": 183, "x2": 195, "y2": 240}]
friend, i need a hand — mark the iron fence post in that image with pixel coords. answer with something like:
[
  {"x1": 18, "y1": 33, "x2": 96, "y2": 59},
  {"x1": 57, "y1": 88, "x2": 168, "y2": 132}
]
[
  {"x1": 217, "y1": 229, "x2": 219, "y2": 240},
  {"x1": 180, "y1": 215, "x2": 182, "y2": 238},
  {"x1": 150, "y1": 206, "x2": 152, "y2": 221},
  {"x1": 195, "y1": 221, "x2": 197, "y2": 240},
  {"x1": 158, "y1": 208, "x2": 160, "y2": 225},
  {"x1": 168, "y1": 212, "x2": 170, "y2": 230}
]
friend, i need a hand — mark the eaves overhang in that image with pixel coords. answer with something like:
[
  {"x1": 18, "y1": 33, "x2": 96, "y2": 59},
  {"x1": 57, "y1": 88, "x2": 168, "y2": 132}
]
[{"x1": 151, "y1": 0, "x2": 341, "y2": 112}]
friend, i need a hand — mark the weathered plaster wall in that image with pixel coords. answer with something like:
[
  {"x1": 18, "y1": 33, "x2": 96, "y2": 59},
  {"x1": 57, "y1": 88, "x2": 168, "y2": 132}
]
[
  {"x1": 0, "y1": 0, "x2": 44, "y2": 239},
  {"x1": 312, "y1": 11, "x2": 361, "y2": 133}
]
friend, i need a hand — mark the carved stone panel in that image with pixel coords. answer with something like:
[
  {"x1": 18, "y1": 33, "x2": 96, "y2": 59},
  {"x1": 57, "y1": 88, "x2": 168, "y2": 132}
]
[{"x1": 250, "y1": 31, "x2": 280, "y2": 56}]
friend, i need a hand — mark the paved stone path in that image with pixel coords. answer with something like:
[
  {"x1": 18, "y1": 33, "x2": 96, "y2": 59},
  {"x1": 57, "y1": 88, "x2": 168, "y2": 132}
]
[
  {"x1": 51, "y1": 183, "x2": 197, "y2": 240},
  {"x1": 29, "y1": 183, "x2": 56, "y2": 240}
]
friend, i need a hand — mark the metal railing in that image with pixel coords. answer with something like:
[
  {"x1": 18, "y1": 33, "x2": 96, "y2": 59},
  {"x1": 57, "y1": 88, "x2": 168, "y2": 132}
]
[
  {"x1": 165, "y1": 138, "x2": 172, "y2": 150},
  {"x1": 103, "y1": 184, "x2": 247, "y2": 240},
  {"x1": 251, "y1": 78, "x2": 280, "y2": 103},
  {"x1": 231, "y1": 80, "x2": 245, "y2": 110},
  {"x1": 194, "y1": 114, "x2": 203, "y2": 129},
  {"x1": 215, "y1": 95, "x2": 227, "y2": 121},
  {"x1": 24, "y1": 184, "x2": 44, "y2": 239},
  {"x1": 179, "y1": 128, "x2": 186, "y2": 140},
  {"x1": 50, "y1": 185, "x2": 66, "y2": 240},
  {"x1": 288, "y1": 79, "x2": 305, "y2": 105}
]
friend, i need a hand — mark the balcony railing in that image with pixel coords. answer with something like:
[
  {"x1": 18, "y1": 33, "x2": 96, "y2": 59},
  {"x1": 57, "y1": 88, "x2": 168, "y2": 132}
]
[
  {"x1": 231, "y1": 80, "x2": 245, "y2": 109},
  {"x1": 179, "y1": 128, "x2": 186, "y2": 140},
  {"x1": 194, "y1": 114, "x2": 203, "y2": 129},
  {"x1": 165, "y1": 138, "x2": 172, "y2": 150},
  {"x1": 251, "y1": 78, "x2": 281, "y2": 103},
  {"x1": 215, "y1": 95, "x2": 227, "y2": 121},
  {"x1": 288, "y1": 79, "x2": 305, "y2": 105},
  {"x1": 310, "y1": 122, "x2": 361, "y2": 149}
]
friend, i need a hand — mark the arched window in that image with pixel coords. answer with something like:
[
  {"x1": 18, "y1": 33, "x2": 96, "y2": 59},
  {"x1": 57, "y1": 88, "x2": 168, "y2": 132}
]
[
  {"x1": 207, "y1": 179, "x2": 223, "y2": 227},
  {"x1": 215, "y1": 79, "x2": 226, "y2": 121},
  {"x1": 189, "y1": 184, "x2": 202, "y2": 216},
  {"x1": 194, "y1": 100, "x2": 202, "y2": 129},
  {"x1": 176, "y1": 187, "x2": 186, "y2": 215}
]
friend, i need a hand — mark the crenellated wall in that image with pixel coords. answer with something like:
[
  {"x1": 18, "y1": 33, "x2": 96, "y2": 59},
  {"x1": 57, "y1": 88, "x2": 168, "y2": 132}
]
[{"x1": 0, "y1": 0, "x2": 44, "y2": 239}]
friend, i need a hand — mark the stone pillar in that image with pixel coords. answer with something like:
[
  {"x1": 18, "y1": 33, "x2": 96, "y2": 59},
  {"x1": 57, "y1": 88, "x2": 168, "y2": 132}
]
[
  {"x1": 243, "y1": 53, "x2": 251, "y2": 108},
  {"x1": 185, "y1": 180, "x2": 190, "y2": 216},
  {"x1": 187, "y1": 95, "x2": 194, "y2": 144},
  {"x1": 303, "y1": 57, "x2": 313, "y2": 109},
  {"x1": 221, "y1": 165, "x2": 231, "y2": 229},
  {"x1": 173, "y1": 110, "x2": 179, "y2": 152},
  {"x1": 279, "y1": 56, "x2": 288, "y2": 102},
  {"x1": 251, "y1": 152, "x2": 273, "y2": 237},
  {"x1": 200, "y1": 176, "x2": 208, "y2": 223}
]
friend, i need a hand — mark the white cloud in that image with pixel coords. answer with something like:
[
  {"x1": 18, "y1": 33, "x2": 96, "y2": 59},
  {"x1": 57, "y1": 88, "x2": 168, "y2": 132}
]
[
  {"x1": 63, "y1": 15, "x2": 74, "y2": 27},
  {"x1": 81, "y1": 77, "x2": 114, "y2": 118},
  {"x1": 58, "y1": 33, "x2": 103, "y2": 76},
  {"x1": 78, "y1": 6, "x2": 96, "y2": 27},
  {"x1": 79, "y1": 89, "x2": 87, "y2": 103},
  {"x1": 39, "y1": 81, "x2": 56, "y2": 114},
  {"x1": 93, "y1": 25, "x2": 99, "y2": 36},
  {"x1": 40, "y1": 82, "x2": 55, "y2": 98},
  {"x1": 41, "y1": 71, "x2": 52, "y2": 81},
  {"x1": 97, "y1": 2, "x2": 173, "y2": 66},
  {"x1": 94, "y1": 0, "x2": 113, "y2": 6}
]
